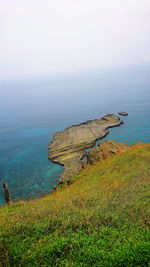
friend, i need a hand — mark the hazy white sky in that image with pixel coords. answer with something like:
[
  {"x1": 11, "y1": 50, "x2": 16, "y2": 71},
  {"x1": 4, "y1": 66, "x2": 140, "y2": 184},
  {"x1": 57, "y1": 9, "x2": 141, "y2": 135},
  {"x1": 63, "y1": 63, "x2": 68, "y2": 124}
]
[{"x1": 0, "y1": 0, "x2": 150, "y2": 80}]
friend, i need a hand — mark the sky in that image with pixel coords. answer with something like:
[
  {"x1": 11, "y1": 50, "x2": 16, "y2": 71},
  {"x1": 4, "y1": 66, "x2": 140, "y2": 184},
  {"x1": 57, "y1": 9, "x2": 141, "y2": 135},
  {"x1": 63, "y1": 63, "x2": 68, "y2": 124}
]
[{"x1": 0, "y1": 0, "x2": 150, "y2": 80}]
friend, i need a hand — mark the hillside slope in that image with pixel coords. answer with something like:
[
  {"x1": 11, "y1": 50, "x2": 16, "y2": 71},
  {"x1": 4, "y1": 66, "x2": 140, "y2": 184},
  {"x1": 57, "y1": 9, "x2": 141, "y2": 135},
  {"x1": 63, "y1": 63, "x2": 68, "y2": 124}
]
[{"x1": 0, "y1": 144, "x2": 150, "y2": 266}]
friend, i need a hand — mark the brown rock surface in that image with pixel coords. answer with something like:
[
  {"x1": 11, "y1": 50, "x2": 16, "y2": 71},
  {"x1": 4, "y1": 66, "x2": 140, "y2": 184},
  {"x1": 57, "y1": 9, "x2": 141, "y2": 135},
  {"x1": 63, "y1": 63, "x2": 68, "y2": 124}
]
[
  {"x1": 87, "y1": 140, "x2": 130, "y2": 164},
  {"x1": 48, "y1": 114, "x2": 123, "y2": 181},
  {"x1": 87, "y1": 140, "x2": 147, "y2": 165}
]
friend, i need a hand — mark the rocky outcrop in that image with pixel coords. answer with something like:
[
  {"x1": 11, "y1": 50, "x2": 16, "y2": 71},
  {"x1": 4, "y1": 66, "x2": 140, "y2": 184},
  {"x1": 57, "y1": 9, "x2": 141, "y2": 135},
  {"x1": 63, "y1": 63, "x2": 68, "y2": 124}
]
[
  {"x1": 118, "y1": 112, "x2": 128, "y2": 116},
  {"x1": 48, "y1": 114, "x2": 123, "y2": 181},
  {"x1": 86, "y1": 141, "x2": 147, "y2": 165},
  {"x1": 87, "y1": 140, "x2": 130, "y2": 164}
]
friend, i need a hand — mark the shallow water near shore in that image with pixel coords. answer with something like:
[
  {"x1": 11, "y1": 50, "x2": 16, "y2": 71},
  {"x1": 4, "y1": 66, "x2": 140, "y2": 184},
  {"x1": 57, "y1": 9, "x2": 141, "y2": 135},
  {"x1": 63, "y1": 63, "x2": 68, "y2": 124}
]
[{"x1": 0, "y1": 65, "x2": 150, "y2": 204}]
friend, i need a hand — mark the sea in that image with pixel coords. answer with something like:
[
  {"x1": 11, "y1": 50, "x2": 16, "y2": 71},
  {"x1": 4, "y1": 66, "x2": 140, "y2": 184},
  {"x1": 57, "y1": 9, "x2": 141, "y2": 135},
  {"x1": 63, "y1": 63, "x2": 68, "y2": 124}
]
[{"x1": 0, "y1": 65, "x2": 150, "y2": 205}]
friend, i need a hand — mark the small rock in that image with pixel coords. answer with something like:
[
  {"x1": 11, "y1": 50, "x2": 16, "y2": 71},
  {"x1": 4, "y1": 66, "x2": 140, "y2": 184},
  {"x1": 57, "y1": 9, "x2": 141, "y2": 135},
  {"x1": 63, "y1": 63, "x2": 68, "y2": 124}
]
[{"x1": 118, "y1": 112, "x2": 128, "y2": 116}]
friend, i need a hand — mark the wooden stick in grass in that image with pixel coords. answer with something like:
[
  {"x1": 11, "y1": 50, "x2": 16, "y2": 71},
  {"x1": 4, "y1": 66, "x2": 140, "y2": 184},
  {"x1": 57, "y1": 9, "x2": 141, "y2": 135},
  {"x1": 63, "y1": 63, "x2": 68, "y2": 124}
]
[{"x1": 3, "y1": 182, "x2": 11, "y2": 205}]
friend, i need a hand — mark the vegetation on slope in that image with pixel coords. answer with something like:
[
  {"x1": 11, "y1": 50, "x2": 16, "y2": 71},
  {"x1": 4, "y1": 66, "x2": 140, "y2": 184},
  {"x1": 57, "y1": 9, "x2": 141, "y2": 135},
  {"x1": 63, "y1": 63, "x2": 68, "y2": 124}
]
[{"x1": 0, "y1": 144, "x2": 150, "y2": 266}]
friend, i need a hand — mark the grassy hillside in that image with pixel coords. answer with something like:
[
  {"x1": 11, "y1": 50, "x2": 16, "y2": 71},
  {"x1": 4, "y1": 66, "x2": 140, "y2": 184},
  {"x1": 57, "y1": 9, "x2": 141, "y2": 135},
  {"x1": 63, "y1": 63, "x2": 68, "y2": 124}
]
[{"x1": 0, "y1": 144, "x2": 150, "y2": 266}]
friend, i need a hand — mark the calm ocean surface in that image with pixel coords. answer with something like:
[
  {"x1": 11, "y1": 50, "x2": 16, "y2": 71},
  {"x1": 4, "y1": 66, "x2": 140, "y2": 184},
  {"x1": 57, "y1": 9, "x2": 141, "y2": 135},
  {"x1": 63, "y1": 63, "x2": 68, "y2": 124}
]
[{"x1": 0, "y1": 66, "x2": 150, "y2": 204}]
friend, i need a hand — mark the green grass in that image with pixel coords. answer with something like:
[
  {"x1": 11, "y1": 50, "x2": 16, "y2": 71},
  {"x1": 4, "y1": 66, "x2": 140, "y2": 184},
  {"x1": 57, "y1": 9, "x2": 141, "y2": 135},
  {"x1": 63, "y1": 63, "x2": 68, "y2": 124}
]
[{"x1": 0, "y1": 144, "x2": 150, "y2": 266}]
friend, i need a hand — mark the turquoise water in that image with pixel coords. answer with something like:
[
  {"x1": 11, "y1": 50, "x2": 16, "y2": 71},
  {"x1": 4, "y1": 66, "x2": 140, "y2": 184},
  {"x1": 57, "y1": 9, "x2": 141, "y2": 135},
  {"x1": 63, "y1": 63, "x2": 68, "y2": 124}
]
[{"x1": 0, "y1": 65, "x2": 150, "y2": 204}]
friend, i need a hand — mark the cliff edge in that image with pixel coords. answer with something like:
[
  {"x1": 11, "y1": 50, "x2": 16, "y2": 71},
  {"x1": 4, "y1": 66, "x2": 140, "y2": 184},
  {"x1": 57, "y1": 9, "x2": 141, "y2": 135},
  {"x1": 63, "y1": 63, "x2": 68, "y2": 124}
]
[{"x1": 48, "y1": 114, "x2": 123, "y2": 180}]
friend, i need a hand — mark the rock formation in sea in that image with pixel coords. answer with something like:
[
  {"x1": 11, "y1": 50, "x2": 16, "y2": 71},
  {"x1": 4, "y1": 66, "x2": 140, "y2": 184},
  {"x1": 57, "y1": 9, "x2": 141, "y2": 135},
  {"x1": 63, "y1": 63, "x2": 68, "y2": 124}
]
[
  {"x1": 48, "y1": 114, "x2": 123, "y2": 181},
  {"x1": 118, "y1": 111, "x2": 128, "y2": 116}
]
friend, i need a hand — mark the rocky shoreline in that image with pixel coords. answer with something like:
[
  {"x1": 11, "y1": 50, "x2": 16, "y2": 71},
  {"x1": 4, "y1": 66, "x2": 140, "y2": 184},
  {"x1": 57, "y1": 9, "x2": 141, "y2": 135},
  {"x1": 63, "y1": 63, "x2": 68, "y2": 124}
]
[{"x1": 48, "y1": 114, "x2": 123, "y2": 181}]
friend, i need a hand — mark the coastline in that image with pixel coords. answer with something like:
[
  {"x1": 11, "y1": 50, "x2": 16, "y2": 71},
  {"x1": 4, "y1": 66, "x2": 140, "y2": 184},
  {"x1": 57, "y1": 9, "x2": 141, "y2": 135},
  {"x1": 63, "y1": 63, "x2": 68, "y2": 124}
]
[{"x1": 48, "y1": 114, "x2": 123, "y2": 181}]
